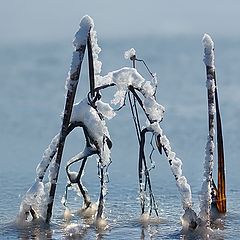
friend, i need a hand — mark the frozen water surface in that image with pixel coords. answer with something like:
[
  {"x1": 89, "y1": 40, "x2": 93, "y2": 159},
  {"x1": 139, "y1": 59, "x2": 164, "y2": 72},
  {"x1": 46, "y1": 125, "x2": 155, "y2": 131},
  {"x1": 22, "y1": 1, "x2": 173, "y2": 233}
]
[{"x1": 0, "y1": 35, "x2": 240, "y2": 239}]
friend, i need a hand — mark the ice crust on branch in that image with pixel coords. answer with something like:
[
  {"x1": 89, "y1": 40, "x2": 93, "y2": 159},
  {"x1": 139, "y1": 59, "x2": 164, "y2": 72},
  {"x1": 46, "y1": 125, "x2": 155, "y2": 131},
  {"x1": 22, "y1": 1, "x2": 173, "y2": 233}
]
[
  {"x1": 124, "y1": 48, "x2": 136, "y2": 60},
  {"x1": 158, "y1": 134, "x2": 192, "y2": 209},
  {"x1": 199, "y1": 36, "x2": 216, "y2": 225},
  {"x1": 17, "y1": 180, "x2": 48, "y2": 222},
  {"x1": 36, "y1": 133, "x2": 60, "y2": 179},
  {"x1": 71, "y1": 99, "x2": 111, "y2": 167},
  {"x1": 98, "y1": 67, "x2": 164, "y2": 122},
  {"x1": 73, "y1": 15, "x2": 94, "y2": 49},
  {"x1": 202, "y1": 33, "x2": 215, "y2": 68},
  {"x1": 66, "y1": 15, "x2": 94, "y2": 92}
]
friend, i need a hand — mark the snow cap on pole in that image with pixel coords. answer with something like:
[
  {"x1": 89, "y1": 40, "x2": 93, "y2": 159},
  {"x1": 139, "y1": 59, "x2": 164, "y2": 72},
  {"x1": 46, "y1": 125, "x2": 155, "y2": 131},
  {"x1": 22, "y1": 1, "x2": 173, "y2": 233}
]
[
  {"x1": 202, "y1": 33, "x2": 215, "y2": 68},
  {"x1": 73, "y1": 15, "x2": 94, "y2": 49}
]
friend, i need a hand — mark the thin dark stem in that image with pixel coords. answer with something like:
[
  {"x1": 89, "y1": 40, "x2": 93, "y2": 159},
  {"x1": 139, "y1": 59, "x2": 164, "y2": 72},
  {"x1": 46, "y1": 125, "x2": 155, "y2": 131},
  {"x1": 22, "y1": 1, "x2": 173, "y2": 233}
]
[
  {"x1": 97, "y1": 167, "x2": 104, "y2": 219},
  {"x1": 139, "y1": 128, "x2": 159, "y2": 216},
  {"x1": 87, "y1": 34, "x2": 95, "y2": 99},
  {"x1": 135, "y1": 58, "x2": 154, "y2": 79},
  {"x1": 128, "y1": 92, "x2": 141, "y2": 143},
  {"x1": 77, "y1": 158, "x2": 91, "y2": 208}
]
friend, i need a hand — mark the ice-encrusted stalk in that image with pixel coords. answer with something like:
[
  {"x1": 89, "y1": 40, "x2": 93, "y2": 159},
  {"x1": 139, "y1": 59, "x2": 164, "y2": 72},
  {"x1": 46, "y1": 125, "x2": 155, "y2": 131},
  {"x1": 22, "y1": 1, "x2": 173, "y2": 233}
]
[
  {"x1": 202, "y1": 34, "x2": 226, "y2": 216},
  {"x1": 45, "y1": 15, "x2": 93, "y2": 223},
  {"x1": 199, "y1": 34, "x2": 216, "y2": 226}
]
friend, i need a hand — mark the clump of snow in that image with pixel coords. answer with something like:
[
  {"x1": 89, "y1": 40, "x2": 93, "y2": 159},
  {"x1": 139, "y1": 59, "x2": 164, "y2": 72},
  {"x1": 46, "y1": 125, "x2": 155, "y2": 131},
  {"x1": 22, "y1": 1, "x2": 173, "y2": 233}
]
[
  {"x1": 181, "y1": 208, "x2": 198, "y2": 231},
  {"x1": 99, "y1": 67, "x2": 164, "y2": 122},
  {"x1": 73, "y1": 15, "x2": 94, "y2": 49},
  {"x1": 147, "y1": 122, "x2": 163, "y2": 136},
  {"x1": 158, "y1": 134, "x2": 193, "y2": 210},
  {"x1": 143, "y1": 97, "x2": 165, "y2": 122},
  {"x1": 176, "y1": 176, "x2": 192, "y2": 209},
  {"x1": 111, "y1": 67, "x2": 145, "y2": 91},
  {"x1": 96, "y1": 100, "x2": 116, "y2": 119},
  {"x1": 48, "y1": 159, "x2": 60, "y2": 184},
  {"x1": 142, "y1": 81, "x2": 155, "y2": 98},
  {"x1": 202, "y1": 33, "x2": 215, "y2": 68},
  {"x1": 199, "y1": 136, "x2": 215, "y2": 224},
  {"x1": 17, "y1": 180, "x2": 48, "y2": 222},
  {"x1": 66, "y1": 15, "x2": 94, "y2": 92},
  {"x1": 124, "y1": 48, "x2": 136, "y2": 60},
  {"x1": 36, "y1": 133, "x2": 59, "y2": 180},
  {"x1": 70, "y1": 98, "x2": 111, "y2": 167},
  {"x1": 90, "y1": 30, "x2": 101, "y2": 74}
]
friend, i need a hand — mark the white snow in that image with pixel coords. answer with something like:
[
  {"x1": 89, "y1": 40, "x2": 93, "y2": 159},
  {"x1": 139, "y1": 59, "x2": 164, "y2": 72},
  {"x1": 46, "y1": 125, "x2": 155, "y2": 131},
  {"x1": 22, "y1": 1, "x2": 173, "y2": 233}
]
[
  {"x1": 147, "y1": 122, "x2": 163, "y2": 136},
  {"x1": 48, "y1": 159, "x2": 60, "y2": 184},
  {"x1": 17, "y1": 180, "x2": 48, "y2": 221},
  {"x1": 36, "y1": 133, "x2": 60, "y2": 179},
  {"x1": 142, "y1": 81, "x2": 155, "y2": 98},
  {"x1": 70, "y1": 99, "x2": 111, "y2": 166},
  {"x1": 158, "y1": 134, "x2": 192, "y2": 209},
  {"x1": 98, "y1": 67, "x2": 164, "y2": 122},
  {"x1": 96, "y1": 100, "x2": 116, "y2": 119},
  {"x1": 202, "y1": 33, "x2": 215, "y2": 68},
  {"x1": 199, "y1": 136, "x2": 215, "y2": 224},
  {"x1": 199, "y1": 47, "x2": 216, "y2": 225},
  {"x1": 90, "y1": 30, "x2": 101, "y2": 74},
  {"x1": 73, "y1": 15, "x2": 94, "y2": 49},
  {"x1": 124, "y1": 48, "x2": 136, "y2": 60},
  {"x1": 143, "y1": 97, "x2": 165, "y2": 122},
  {"x1": 66, "y1": 15, "x2": 94, "y2": 92}
]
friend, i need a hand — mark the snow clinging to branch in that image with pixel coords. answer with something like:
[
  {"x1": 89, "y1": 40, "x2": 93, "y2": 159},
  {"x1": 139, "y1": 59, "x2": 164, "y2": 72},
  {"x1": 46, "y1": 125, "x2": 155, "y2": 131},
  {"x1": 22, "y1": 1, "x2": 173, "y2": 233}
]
[
  {"x1": 124, "y1": 48, "x2": 136, "y2": 60},
  {"x1": 73, "y1": 15, "x2": 94, "y2": 50},
  {"x1": 202, "y1": 33, "x2": 215, "y2": 68}
]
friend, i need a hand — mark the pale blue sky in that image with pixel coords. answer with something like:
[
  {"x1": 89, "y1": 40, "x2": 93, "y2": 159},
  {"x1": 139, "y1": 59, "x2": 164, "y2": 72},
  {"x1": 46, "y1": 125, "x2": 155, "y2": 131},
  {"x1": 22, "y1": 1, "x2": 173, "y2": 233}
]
[{"x1": 1, "y1": 0, "x2": 239, "y2": 43}]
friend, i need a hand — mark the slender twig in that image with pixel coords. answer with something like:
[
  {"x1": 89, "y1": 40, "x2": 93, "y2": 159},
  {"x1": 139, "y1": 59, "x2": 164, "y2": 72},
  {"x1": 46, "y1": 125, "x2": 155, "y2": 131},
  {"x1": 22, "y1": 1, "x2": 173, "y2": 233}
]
[
  {"x1": 135, "y1": 58, "x2": 154, "y2": 78},
  {"x1": 87, "y1": 33, "x2": 95, "y2": 99},
  {"x1": 96, "y1": 166, "x2": 104, "y2": 219},
  {"x1": 139, "y1": 128, "x2": 159, "y2": 216},
  {"x1": 128, "y1": 92, "x2": 141, "y2": 143}
]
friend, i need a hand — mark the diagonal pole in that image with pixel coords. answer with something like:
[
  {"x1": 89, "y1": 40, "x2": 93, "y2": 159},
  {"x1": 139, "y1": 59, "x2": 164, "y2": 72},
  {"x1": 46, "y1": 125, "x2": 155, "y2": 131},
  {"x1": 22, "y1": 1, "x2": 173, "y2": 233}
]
[
  {"x1": 45, "y1": 45, "x2": 86, "y2": 223},
  {"x1": 45, "y1": 17, "x2": 93, "y2": 223}
]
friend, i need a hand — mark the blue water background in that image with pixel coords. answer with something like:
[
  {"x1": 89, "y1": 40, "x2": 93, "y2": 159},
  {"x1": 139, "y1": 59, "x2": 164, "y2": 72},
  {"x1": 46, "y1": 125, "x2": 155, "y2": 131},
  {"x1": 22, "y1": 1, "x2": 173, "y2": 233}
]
[{"x1": 0, "y1": 35, "x2": 240, "y2": 239}]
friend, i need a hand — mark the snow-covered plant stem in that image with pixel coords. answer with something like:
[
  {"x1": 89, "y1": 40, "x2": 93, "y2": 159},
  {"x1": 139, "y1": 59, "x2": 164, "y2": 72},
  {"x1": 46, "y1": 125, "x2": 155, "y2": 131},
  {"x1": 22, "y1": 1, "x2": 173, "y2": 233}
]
[
  {"x1": 201, "y1": 34, "x2": 226, "y2": 217},
  {"x1": 199, "y1": 34, "x2": 216, "y2": 227},
  {"x1": 45, "y1": 16, "x2": 93, "y2": 223}
]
